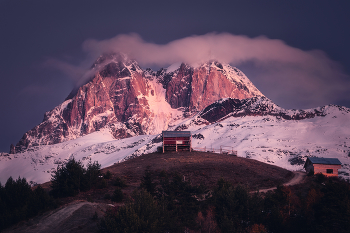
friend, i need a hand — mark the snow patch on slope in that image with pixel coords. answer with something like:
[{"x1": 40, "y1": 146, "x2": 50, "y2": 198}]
[
  {"x1": 166, "y1": 63, "x2": 181, "y2": 73},
  {"x1": 0, "y1": 129, "x2": 155, "y2": 185},
  {"x1": 134, "y1": 103, "x2": 350, "y2": 178},
  {"x1": 138, "y1": 78, "x2": 184, "y2": 134},
  {"x1": 222, "y1": 63, "x2": 264, "y2": 97},
  {"x1": 185, "y1": 105, "x2": 350, "y2": 177},
  {"x1": 1, "y1": 104, "x2": 350, "y2": 185}
]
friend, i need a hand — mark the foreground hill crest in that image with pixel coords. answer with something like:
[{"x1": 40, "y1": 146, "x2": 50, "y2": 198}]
[{"x1": 15, "y1": 53, "x2": 263, "y2": 152}]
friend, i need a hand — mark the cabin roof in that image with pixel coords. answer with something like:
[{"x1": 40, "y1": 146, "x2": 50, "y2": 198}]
[
  {"x1": 306, "y1": 157, "x2": 341, "y2": 166},
  {"x1": 162, "y1": 131, "x2": 191, "y2": 137}
]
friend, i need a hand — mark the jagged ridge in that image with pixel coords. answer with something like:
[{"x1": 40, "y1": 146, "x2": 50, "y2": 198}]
[{"x1": 199, "y1": 96, "x2": 329, "y2": 123}]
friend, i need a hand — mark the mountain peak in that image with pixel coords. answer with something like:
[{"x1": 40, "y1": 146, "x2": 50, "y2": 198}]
[
  {"x1": 91, "y1": 52, "x2": 132, "y2": 68},
  {"x1": 7, "y1": 54, "x2": 350, "y2": 185},
  {"x1": 15, "y1": 54, "x2": 265, "y2": 152}
]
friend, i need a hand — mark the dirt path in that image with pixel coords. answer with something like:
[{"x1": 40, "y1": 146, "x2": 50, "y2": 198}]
[
  {"x1": 254, "y1": 171, "x2": 306, "y2": 193},
  {"x1": 3, "y1": 201, "x2": 111, "y2": 233}
]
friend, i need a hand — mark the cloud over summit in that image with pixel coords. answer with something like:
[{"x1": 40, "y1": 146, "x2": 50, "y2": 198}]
[
  {"x1": 52, "y1": 33, "x2": 350, "y2": 109},
  {"x1": 82, "y1": 33, "x2": 335, "y2": 69}
]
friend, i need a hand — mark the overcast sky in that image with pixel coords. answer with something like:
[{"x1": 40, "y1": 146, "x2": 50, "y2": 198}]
[{"x1": 1, "y1": 0, "x2": 350, "y2": 153}]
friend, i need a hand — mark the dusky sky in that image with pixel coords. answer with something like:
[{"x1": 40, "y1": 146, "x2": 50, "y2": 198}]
[{"x1": 1, "y1": 0, "x2": 350, "y2": 152}]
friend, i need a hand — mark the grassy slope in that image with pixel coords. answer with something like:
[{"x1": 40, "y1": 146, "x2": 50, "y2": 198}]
[{"x1": 103, "y1": 151, "x2": 294, "y2": 193}]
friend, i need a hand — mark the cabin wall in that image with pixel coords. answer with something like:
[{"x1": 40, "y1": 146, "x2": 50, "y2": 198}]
[
  {"x1": 312, "y1": 164, "x2": 342, "y2": 177},
  {"x1": 163, "y1": 136, "x2": 191, "y2": 152},
  {"x1": 163, "y1": 137, "x2": 190, "y2": 145}
]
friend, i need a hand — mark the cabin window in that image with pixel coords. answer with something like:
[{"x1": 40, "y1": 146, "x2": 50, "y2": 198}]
[{"x1": 326, "y1": 169, "x2": 333, "y2": 174}]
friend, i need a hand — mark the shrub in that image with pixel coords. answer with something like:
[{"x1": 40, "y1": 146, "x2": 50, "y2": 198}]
[
  {"x1": 140, "y1": 168, "x2": 156, "y2": 195},
  {"x1": 92, "y1": 211, "x2": 99, "y2": 220},
  {"x1": 111, "y1": 188, "x2": 124, "y2": 203},
  {"x1": 96, "y1": 177, "x2": 108, "y2": 189},
  {"x1": 99, "y1": 190, "x2": 165, "y2": 233},
  {"x1": 113, "y1": 176, "x2": 127, "y2": 188},
  {"x1": 213, "y1": 179, "x2": 264, "y2": 233},
  {"x1": 50, "y1": 158, "x2": 86, "y2": 197},
  {"x1": 86, "y1": 159, "x2": 102, "y2": 190},
  {"x1": 104, "y1": 193, "x2": 111, "y2": 200},
  {"x1": 143, "y1": 170, "x2": 207, "y2": 231},
  {"x1": 315, "y1": 173, "x2": 326, "y2": 183},
  {"x1": 103, "y1": 170, "x2": 112, "y2": 180}
]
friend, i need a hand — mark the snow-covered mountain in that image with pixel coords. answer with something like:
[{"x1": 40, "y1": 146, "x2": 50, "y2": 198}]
[
  {"x1": 1, "y1": 96, "x2": 350, "y2": 184},
  {"x1": 1, "y1": 53, "x2": 350, "y2": 185},
  {"x1": 14, "y1": 53, "x2": 263, "y2": 152}
]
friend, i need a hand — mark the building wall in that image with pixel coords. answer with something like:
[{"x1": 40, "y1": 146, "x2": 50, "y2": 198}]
[
  {"x1": 310, "y1": 164, "x2": 342, "y2": 177},
  {"x1": 163, "y1": 137, "x2": 191, "y2": 145},
  {"x1": 163, "y1": 136, "x2": 191, "y2": 152}
]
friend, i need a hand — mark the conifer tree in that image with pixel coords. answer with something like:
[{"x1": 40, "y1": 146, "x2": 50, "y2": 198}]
[{"x1": 50, "y1": 157, "x2": 102, "y2": 197}]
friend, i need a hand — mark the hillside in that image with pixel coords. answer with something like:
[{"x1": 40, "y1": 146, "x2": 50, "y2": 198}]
[
  {"x1": 3, "y1": 151, "x2": 295, "y2": 233},
  {"x1": 37, "y1": 151, "x2": 295, "y2": 197},
  {"x1": 103, "y1": 151, "x2": 294, "y2": 192}
]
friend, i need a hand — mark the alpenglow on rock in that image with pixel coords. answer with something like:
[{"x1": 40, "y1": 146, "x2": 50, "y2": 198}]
[
  {"x1": 15, "y1": 53, "x2": 264, "y2": 152},
  {"x1": 165, "y1": 61, "x2": 263, "y2": 111}
]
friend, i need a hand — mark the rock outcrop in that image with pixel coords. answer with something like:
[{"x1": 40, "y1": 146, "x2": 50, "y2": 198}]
[
  {"x1": 16, "y1": 54, "x2": 151, "y2": 151},
  {"x1": 199, "y1": 96, "x2": 328, "y2": 123},
  {"x1": 164, "y1": 61, "x2": 263, "y2": 111}
]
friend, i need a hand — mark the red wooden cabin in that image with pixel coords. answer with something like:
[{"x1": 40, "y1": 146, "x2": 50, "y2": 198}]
[{"x1": 162, "y1": 131, "x2": 192, "y2": 153}]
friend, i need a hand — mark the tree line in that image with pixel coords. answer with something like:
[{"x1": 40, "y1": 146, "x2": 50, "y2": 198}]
[
  {"x1": 0, "y1": 177, "x2": 57, "y2": 231},
  {"x1": 2, "y1": 158, "x2": 350, "y2": 233},
  {"x1": 99, "y1": 170, "x2": 350, "y2": 233},
  {"x1": 0, "y1": 157, "x2": 104, "y2": 231},
  {"x1": 50, "y1": 158, "x2": 105, "y2": 198}
]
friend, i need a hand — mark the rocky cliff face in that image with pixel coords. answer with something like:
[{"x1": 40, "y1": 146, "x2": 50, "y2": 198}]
[
  {"x1": 199, "y1": 96, "x2": 328, "y2": 123},
  {"x1": 15, "y1": 54, "x2": 264, "y2": 152},
  {"x1": 164, "y1": 61, "x2": 263, "y2": 111},
  {"x1": 16, "y1": 54, "x2": 151, "y2": 151}
]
